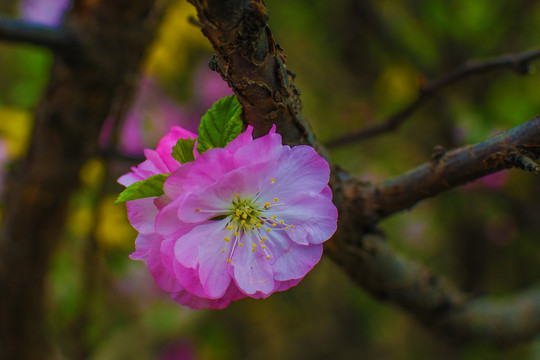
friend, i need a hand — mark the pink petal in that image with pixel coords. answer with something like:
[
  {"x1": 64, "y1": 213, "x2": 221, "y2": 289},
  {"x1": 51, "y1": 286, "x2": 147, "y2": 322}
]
[
  {"x1": 271, "y1": 241, "x2": 323, "y2": 281},
  {"x1": 273, "y1": 190, "x2": 338, "y2": 244},
  {"x1": 174, "y1": 223, "x2": 217, "y2": 269},
  {"x1": 131, "y1": 234, "x2": 182, "y2": 293},
  {"x1": 126, "y1": 197, "x2": 158, "y2": 234},
  {"x1": 198, "y1": 226, "x2": 233, "y2": 297},
  {"x1": 260, "y1": 145, "x2": 330, "y2": 200},
  {"x1": 275, "y1": 278, "x2": 303, "y2": 292},
  {"x1": 155, "y1": 195, "x2": 189, "y2": 236},
  {"x1": 171, "y1": 290, "x2": 232, "y2": 310},
  {"x1": 231, "y1": 235, "x2": 275, "y2": 295},
  {"x1": 118, "y1": 172, "x2": 144, "y2": 187},
  {"x1": 156, "y1": 126, "x2": 197, "y2": 172}
]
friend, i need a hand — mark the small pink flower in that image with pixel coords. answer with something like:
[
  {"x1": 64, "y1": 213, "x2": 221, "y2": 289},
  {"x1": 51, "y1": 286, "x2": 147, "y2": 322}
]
[
  {"x1": 20, "y1": 0, "x2": 71, "y2": 27},
  {"x1": 119, "y1": 125, "x2": 337, "y2": 309}
]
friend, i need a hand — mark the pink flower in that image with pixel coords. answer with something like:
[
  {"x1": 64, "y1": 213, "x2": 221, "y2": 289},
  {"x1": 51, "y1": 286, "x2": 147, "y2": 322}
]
[
  {"x1": 20, "y1": 0, "x2": 71, "y2": 27},
  {"x1": 119, "y1": 126, "x2": 337, "y2": 309}
]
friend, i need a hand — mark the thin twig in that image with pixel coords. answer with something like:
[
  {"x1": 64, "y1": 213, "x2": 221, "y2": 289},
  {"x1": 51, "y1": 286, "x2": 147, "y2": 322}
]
[
  {"x1": 0, "y1": 18, "x2": 78, "y2": 54},
  {"x1": 326, "y1": 47, "x2": 540, "y2": 149},
  {"x1": 507, "y1": 151, "x2": 540, "y2": 175}
]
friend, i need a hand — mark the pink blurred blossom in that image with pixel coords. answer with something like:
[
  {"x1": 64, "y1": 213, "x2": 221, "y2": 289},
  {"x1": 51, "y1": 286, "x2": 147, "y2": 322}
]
[
  {"x1": 462, "y1": 171, "x2": 509, "y2": 191},
  {"x1": 19, "y1": 0, "x2": 71, "y2": 27},
  {"x1": 158, "y1": 340, "x2": 196, "y2": 360},
  {"x1": 102, "y1": 64, "x2": 233, "y2": 156}
]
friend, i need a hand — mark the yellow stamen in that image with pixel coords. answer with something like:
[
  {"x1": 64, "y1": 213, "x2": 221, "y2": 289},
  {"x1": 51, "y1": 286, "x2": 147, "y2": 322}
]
[
  {"x1": 279, "y1": 220, "x2": 284, "y2": 224},
  {"x1": 270, "y1": 178, "x2": 275, "y2": 184},
  {"x1": 235, "y1": 193, "x2": 239, "y2": 197},
  {"x1": 233, "y1": 232, "x2": 239, "y2": 236},
  {"x1": 266, "y1": 228, "x2": 271, "y2": 232},
  {"x1": 226, "y1": 225, "x2": 233, "y2": 230},
  {"x1": 274, "y1": 197, "x2": 278, "y2": 202},
  {"x1": 225, "y1": 237, "x2": 230, "y2": 242},
  {"x1": 196, "y1": 208, "x2": 200, "y2": 212},
  {"x1": 227, "y1": 259, "x2": 231, "y2": 263},
  {"x1": 239, "y1": 243, "x2": 243, "y2": 247},
  {"x1": 266, "y1": 255, "x2": 270, "y2": 259}
]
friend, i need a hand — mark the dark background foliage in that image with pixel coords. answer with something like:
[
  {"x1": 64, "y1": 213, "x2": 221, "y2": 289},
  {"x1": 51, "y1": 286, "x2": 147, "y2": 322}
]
[{"x1": 1, "y1": 0, "x2": 540, "y2": 359}]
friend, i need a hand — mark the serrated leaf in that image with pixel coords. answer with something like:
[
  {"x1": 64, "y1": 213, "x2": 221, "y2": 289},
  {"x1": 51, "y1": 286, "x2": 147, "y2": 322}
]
[
  {"x1": 171, "y1": 137, "x2": 196, "y2": 164},
  {"x1": 115, "y1": 174, "x2": 169, "y2": 204},
  {"x1": 197, "y1": 95, "x2": 243, "y2": 154}
]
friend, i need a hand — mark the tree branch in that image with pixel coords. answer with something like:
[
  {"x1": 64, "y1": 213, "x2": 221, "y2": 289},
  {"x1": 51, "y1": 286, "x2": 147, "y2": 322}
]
[
  {"x1": 360, "y1": 115, "x2": 540, "y2": 222},
  {"x1": 325, "y1": 232, "x2": 540, "y2": 345},
  {"x1": 190, "y1": 0, "x2": 540, "y2": 346},
  {"x1": 326, "y1": 47, "x2": 540, "y2": 149},
  {"x1": 187, "y1": 0, "x2": 325, "y2": 155},
  {"x1": 0, "y1": 18, "x2": 78, "y2": 55}
]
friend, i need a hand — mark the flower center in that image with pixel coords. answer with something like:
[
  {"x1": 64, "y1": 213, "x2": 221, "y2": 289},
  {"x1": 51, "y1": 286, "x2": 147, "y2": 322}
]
[{"x1": 229, "y1": 194, "x2": 263, "y2": 232}]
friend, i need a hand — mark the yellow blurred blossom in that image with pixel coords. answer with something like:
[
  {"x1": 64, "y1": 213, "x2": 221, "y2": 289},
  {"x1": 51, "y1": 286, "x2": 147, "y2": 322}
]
[
  {"x1": 96, "y1": 195, "x2": 136, "y2": 249},
  {"x1": 0, "y1": 106, "x2": 32, "y2": 159},
  {"x1": 79, "y1": 158, "x2": 105, "y2": 189},
  {"x1": 374, "y1": 64, "x2": 420, "y2": 110},
  {"x1": 145, "y1": 0, "x2": 211, "y2": 79},
  {"x1": 67, "y1": 206, "x2": 93, "y2": 237}
]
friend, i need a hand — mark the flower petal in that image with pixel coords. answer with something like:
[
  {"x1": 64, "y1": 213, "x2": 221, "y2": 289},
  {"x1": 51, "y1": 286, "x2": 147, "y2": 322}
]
[
  {"x1": 274, "y1": 190, "x2": 337, "y2": 244},
  {"x1": 272, "y1": 241, "x2": 323, "y2": 281},
  {"x1": 174, "y1": 222, "x2": 218, "y2": 269},
  {"x1": 197, "y1": 226, "x2": 233, "y2": 298},
  {"x1": 131, "y1": 234, "x2": 182, "y2": 293},
  {"x1": 125, "y1": 197, "x2": 158, "y2": 234},
  {"x1": 156, "y1": 125, "x2": 197, "y2": 172},
  {"x1": 231, "y1": 235, "x2": 275, "y2": 295},
  {"x1": 155, "y1": 195, "x2": 188, "y2": 236},
  {"x1": 259, "y1": 145, "x2": 330, "y2": 201}
]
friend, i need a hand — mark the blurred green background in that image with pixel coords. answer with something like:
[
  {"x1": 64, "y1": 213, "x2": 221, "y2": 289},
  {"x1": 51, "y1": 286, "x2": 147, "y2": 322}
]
[{"x1": 1, "y1": 0, "x2": 540, "y2": 359}]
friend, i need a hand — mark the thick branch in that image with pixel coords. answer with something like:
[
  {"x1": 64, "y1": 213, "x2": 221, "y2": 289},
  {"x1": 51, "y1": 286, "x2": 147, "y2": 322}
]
[
  {"x1": 325, "y1": 231, "x2": 540, "y2": 345},
  {"x1": 360, "y1": 116, "x2": 540, "y2": 221},
  {"x1": 0, "y1": 18, "x2": 77, "y2": 54},
  {"x1": 187, "y1": 0, "x2": 322, "y2": 152},
  {"x1": 326, "y1": 47, "x2": 540, "y2": 148}
]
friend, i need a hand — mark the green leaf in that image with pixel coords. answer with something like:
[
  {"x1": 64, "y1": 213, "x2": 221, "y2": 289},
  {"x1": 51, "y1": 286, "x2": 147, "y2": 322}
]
[
  {"x1": 197, "y1": 95, "x2": 243, "y2": 154},
  {"x1": 171, "y1": 138, "x2": 196, "y2": 164},
  {"x1": 115, "y1": 174, "x2": 169, "y2": 204}
]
